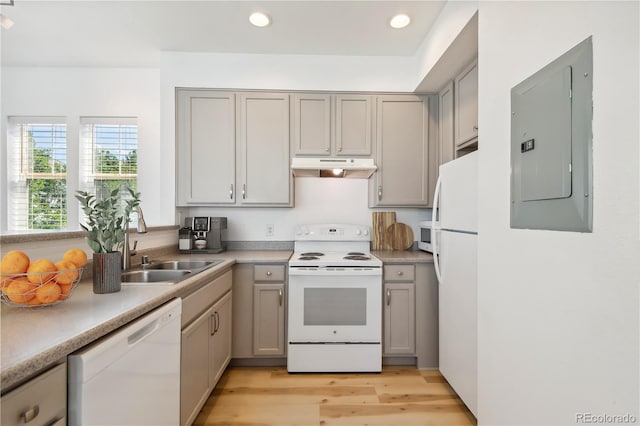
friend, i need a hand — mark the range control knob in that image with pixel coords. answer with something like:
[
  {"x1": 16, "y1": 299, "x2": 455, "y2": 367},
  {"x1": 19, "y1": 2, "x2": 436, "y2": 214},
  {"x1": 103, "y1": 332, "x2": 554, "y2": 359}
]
[
  {"x1": 363, "y1": 229, "x2": 370, "y2": 236},
  {"x1": 355, "y1": 229, "x2": 362, "y2": 236}
]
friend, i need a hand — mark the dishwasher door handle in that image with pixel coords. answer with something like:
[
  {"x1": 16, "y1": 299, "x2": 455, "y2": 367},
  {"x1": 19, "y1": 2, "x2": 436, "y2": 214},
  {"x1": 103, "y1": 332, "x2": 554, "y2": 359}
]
[{"x1": 127, "y1": 319, "x2": 160, "y2": 345}]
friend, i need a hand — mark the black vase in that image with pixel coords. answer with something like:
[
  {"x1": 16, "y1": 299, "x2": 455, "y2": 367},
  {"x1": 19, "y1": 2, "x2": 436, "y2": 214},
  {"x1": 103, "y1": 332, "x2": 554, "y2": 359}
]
[{"x1": 92, "y1": 252, "x2": 121, "y2": 294}]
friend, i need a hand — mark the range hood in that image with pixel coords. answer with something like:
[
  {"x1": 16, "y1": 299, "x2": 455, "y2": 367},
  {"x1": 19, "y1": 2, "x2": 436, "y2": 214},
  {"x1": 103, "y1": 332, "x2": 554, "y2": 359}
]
[{"x1": 291, "y1": 157, "x2": 377, "y2": 178}]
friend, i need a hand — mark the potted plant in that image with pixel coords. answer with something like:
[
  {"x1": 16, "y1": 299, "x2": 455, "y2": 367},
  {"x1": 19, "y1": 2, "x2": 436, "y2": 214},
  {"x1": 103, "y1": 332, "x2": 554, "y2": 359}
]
[{"x1": 76, "y1": 185, "x2": 142, "y2": 294}]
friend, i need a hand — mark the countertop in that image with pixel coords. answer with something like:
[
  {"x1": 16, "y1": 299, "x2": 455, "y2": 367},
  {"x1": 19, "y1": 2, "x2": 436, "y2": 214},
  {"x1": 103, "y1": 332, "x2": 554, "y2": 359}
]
[
  {"x1": 1, "y1": 250, "x2": 292, "y2": 391},
  {"x1": 1, "y1": 248, "x2": 431, "y2": 391}
]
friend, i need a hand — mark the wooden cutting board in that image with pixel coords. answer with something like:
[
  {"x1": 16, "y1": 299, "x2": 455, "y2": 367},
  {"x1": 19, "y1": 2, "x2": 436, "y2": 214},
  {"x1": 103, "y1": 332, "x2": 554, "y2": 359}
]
[
  {"x1": 385, "y1": 222, "x2": 414, "y2": 251},
  {"x1": 372, "y1": 212, "x2": 396, "y2": 251}
]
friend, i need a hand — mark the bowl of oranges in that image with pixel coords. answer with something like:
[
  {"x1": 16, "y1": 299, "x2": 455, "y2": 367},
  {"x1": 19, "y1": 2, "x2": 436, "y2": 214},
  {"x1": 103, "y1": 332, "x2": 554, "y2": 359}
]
[{"x1": 0, "y1": 248, "x2": 87, "y2": 308}]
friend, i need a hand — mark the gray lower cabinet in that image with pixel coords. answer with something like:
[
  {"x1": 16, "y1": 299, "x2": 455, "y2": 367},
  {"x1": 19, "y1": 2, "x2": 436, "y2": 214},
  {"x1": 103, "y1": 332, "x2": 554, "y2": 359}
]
[
  {"x1": 1, "y1": 362, "x2": 66, "y2": 426},
  {"x1": 370, "y1": 94, "x2": 430, "y2": 207},
  {"x1": 383, "y1": 264, "x2": 416, "y2": 356},
  {"x1": 382, "y1": 262, "x2": 439, "y2": 369},
  {"x1": 180, "y1": 270, "x2": 232, "y2": 426},
  {"x1": 292, "y1": 93, "x2": 373, "y2": 156},
  {"x1": 176, "y1": 89, "x2": 292, "y2": 207},
  {"x1": 232, "y1": 263, "x2": 287, "y2": 361}
]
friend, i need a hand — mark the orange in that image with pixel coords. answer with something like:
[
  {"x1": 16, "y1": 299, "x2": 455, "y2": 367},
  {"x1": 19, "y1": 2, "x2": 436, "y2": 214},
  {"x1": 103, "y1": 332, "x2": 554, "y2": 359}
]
[
  {"x1": 5, "y1": 277, "x2": 36, "y2": 304},
  {"x1": 0, "y1": 250, "x2": 30, "y2": 274},
  {"x1": 62, "y1": 248, "x2": 88, "y2": 268},
  {"x1": 26, "y1": 259, "x2": 57, "y2": 284},
  {"x1": 35, "y1": 282, "x2": 61, "y2": 304},
  {"x1": 54, "y1": 260, "x2": 79, "y2": 285},
  {"x1": 26, "y1": 296, "x2": 43, "y2": 306},
  {"x1": 58, "y1": 283, "x2": 73, "y2": 300}
]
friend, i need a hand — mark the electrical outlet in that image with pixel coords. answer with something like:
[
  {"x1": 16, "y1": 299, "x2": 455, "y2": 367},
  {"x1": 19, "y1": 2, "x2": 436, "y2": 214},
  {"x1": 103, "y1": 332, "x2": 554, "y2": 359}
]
[{"x1": 265, "y1": 224, "x2": 274, "y2": 237}]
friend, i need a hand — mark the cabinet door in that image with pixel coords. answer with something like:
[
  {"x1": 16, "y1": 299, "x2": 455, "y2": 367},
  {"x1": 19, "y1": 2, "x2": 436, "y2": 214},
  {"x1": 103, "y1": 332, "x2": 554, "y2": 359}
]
[
  {"x1": 439, "y1": 81, "x2": 456, "y2": 165},
  {"x1": 372, "y1": 95, "x2": 429, "y2": 207},
  {"x1": 180, "y1": 306, "x2": 213, "y2": 426},
  {"x1": 238, "y1": 93, "x2": 292, "y2": 206},
  {"x1": 335, "y1": 94, "x2": 372, "y2": 156},
  {"x1": 292, "y1": 93, "x2": 332, "y2": 155},
  {"x1": 383, "y1": 282, "x2": 416, "y2": 355},
  {"x1": 176, "y1": 90, "x2": 236, "y2": 205},
  {"x1": 454, "y1": 60, "x2": 478, "y2": 146},
  {"x1": 210, "y1": 291, "x2": 232, "y2": 387},
  {"x1": 253, "y1": 283, "x2": 285, "y2": 356}
]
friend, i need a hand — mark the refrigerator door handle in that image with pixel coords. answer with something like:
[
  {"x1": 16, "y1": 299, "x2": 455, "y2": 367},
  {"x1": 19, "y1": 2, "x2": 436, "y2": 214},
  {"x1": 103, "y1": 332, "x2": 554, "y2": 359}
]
[{"x1": 432, "y1": 174, "x2": 443, "y2": 282}]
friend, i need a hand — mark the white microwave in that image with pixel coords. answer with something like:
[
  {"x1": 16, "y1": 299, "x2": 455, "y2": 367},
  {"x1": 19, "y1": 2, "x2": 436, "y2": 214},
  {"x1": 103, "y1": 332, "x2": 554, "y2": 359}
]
[{"x1": 418, "y1": 221, "x2": 434, "y2": 253}]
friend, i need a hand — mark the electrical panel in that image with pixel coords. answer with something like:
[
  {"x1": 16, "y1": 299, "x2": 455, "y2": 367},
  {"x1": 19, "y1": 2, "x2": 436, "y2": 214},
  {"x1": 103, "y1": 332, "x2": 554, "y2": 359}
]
[{"x1": 511, "y1": 37, "x2": 593, "y2": 232}]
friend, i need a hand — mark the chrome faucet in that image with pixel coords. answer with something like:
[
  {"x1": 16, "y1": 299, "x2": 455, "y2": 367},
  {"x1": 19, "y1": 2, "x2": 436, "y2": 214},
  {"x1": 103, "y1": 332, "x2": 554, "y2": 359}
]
[{"x1": 122, "y1": 205, "x2": 148, "y2": 271}]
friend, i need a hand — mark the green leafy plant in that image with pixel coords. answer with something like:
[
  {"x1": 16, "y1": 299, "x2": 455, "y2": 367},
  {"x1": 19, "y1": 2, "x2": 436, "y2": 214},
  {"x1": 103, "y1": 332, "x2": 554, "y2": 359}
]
[{"x1": 75, "y1": 186, "x2": 142, "y2": 253}]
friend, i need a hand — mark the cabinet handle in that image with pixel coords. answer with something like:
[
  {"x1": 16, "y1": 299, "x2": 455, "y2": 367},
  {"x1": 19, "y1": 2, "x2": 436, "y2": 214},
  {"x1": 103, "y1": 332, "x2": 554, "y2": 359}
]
[
  {"x1": 338, "y1": 146, "x2": 342, "y2": 152},
  {"x1": 21, "y1": 405, "x2": 39, "y2": 423},
  {"x1": 378, "y1": 186, "x2": 382, "y2": 200},
  {"x1": 325, "y1": 147, "x2": 330, "y2": 152},
  {"x1": 473, "y1": 125, "x2": 478, "y2": 131},
  {"x1": 242, "y1": 184, "x2": 246, "y2": 199},
  {"x1": 279, "y1": 289, "x2": 283, "y2": 306},
  {"x1": 210, "y1": 313, "x2": 216, "y2": 336},
  {"x1": 214, "y1": 312, "x2": 220, "y2": 333},
  {"x1": 266, "y1": 271, "x2": 272, "y2": 277},
  {"x1": 386, "y1": 289, "x2": 391, "y2": 306},
  {"x1": 397, "y1": 271, "x2": 404, "y2": 276},
  {"x1": 229, "y1": 184, "x2": 234, "y2": 200}
]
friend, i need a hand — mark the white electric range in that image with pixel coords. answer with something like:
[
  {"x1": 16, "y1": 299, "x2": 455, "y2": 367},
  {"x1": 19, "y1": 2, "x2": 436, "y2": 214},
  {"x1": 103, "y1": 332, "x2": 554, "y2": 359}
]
[{"x1": 287, "y1": 224, "x2": 382, "y2": 373}]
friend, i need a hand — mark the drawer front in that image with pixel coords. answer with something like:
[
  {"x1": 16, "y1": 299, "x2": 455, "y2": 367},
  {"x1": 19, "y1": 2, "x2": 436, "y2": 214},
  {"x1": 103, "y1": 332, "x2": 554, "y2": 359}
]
[
  {"x1": 384, "y1": 264, "x2": 415, "y2": 282},
  {"x1": 254, "y1": 265, "x2": 285, "y2": 282},
  {"x1": 1, "y1": 362, "x2": 67, "y2": 426},
  {"x1": 182, "y1": 270, "x2": 232, "y2": 327}
]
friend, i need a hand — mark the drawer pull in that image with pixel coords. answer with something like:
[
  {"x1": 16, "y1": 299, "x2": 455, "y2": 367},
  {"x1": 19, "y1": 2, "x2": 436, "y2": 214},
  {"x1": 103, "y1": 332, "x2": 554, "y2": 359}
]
[
  {"x1": 266, "y1": 271, "x2": 272, "y2": 277},
  {"x1": 397, "y1": 271, "x2": 403, "y2": 276},
  {"x1": 21, "y1": 405, "x2": 39, "y2": 423}
]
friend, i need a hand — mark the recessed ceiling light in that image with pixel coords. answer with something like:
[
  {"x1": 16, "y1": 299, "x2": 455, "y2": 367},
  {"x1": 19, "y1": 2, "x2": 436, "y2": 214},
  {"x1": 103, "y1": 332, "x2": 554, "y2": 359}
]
[
  {"x1": 389, "y1": 14, "x2": 411, "y2": 29},
  {"x1": 249, "y1": 12, "x2": 271, "y2": 27}
]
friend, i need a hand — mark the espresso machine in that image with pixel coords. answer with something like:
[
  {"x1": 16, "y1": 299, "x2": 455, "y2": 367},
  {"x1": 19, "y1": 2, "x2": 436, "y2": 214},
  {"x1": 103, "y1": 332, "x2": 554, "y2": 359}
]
[{"x1": 179, "y1": 217, "x2": 227, "y2": 253}]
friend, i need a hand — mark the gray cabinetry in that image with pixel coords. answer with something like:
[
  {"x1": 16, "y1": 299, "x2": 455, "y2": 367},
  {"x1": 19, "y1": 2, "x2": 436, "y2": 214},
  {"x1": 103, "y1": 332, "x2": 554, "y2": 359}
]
[
  {"x1": 1, "y1": 362, "x2": 67, "y2": 426},
  {"x1": 232, "y1": 263, "x2": 287, "y2": 361},
  {"x1": 292, "y1": 93, "x2": 372, "y2": 157},
  {"x1": 176, "y1": 89, "x2": 292, "y2": 207},
  {"x1": 438, "y1": 81, "x2": 456, "y2": 166},
  {"x1": 370, "y1": 95, "x2": 430, "y2": 207},
  {"x1": 176, "y1": 90, "x2": 236, "y2": 206},
  {"x1": 454, "y1": 59, "x2": 478, "y2": 147},
  {"x1": 238, "y1": 93, "x2": 292, "y2": 206},
  {"x1": 383, "y1": 264, "x2": 416, "y2": 356},
  {"x1": 180, "y1": 270, "x2": 232, "y2": 426}
]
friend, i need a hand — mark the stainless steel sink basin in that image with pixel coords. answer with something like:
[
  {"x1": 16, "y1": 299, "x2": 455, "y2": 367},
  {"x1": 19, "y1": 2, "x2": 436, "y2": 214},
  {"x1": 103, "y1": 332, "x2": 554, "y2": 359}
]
[
  {"x1": 121, "y1": 269, "x2": 191, "y2": 284},
  {"x1": 121, "y1": 259, "x2": 223, "y2": 284},
  {"x1": 145, "y1": 260, "x2": 222, "y2": 271}
]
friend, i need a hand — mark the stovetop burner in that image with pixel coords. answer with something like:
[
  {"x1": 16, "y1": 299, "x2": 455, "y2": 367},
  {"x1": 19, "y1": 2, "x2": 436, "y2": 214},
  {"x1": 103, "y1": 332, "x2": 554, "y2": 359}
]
[
  {"x1": 343, "y1": 255, "x2": 372, "y2": 261},
  {"x1": 347, "y1": 252, "x2": 365, "y2": 256},
  {"x1": 300, "y1": 252, "x2": 324, "y2": 257},
  {"x1": 299, "y1": 256, "x2": 320, "y2": 261}
]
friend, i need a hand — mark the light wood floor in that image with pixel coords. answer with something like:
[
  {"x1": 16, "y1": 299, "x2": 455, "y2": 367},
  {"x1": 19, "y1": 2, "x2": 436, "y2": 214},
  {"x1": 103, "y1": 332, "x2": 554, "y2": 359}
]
[{"x1": 193, "y1": 366, "x2": 477, "y2": 426}]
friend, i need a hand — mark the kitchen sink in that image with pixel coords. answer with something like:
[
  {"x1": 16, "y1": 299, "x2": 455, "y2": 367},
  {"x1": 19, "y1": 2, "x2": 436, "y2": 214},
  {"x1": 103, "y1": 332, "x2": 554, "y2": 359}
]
[
  {"x1": 144, "y1": 260, "x2": 222, "y2": 271},
  {"x1": 121, "y1": 259, "x2": 223, "y2": 284}
]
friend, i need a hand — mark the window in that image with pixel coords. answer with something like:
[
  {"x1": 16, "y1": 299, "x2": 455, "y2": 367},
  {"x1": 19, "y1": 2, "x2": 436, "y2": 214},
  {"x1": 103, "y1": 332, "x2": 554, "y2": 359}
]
[
  {"x1": 5, "y1": 116, "x2": 138, "y2": 233},
  {"x1": 7, "y1": 117, "x2": 67, "y2": 231},
  {"x1": 80, "y1": 117, "x2": 138, "y2": 200}
]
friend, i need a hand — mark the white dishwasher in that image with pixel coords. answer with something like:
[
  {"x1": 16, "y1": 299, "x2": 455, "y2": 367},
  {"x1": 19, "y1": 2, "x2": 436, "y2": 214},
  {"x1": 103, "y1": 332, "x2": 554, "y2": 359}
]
[{"x1": 68, "y1": 298, "x2": 182, "y2": 426}]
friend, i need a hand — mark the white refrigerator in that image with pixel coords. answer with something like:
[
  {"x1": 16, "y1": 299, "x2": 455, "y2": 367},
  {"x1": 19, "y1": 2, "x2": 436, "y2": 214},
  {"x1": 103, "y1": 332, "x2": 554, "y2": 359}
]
[{"x1": 432, "y1": 151, "x2": 478, "y2": 417}]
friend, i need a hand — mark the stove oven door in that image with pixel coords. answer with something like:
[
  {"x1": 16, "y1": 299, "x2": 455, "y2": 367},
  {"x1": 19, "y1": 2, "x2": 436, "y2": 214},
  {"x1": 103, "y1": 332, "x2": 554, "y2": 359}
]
[{"x1": 288, "y1": 272, "x2": 382, "y2": 343}]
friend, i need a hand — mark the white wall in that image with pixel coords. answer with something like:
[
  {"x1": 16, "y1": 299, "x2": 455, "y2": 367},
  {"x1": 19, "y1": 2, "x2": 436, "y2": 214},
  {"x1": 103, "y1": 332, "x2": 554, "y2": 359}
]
[
  {"x1": 477, "y1": 2, "x2": 640, "y2": 425},
  {"x1": 0, "y1": 67, "x2": 165, "y2": 227},
  {"x1": 162, "y1": 52, "x2": 430, "y2": 241}
]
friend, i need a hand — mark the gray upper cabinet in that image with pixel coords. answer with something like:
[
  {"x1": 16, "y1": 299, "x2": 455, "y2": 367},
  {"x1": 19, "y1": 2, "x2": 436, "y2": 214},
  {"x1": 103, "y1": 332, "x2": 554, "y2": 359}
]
[
  {"x1": 370, "y1": 95, "x2": 430, "y2": 207},
  {"x1": 438, "y1": 81, "x2": 456, "y2": 166},
  {"x1": 292, "y1": 93, "x2": 372, "y2": 157},
  {"x1": 176, "y1": 90, "x2": 236, "y2": 206},
  {"x1": 237, "y1": 93, "x2": 292, "y2": 206},
  {"x1": 454, "y1": 59, "x2": 478, "y2": 147},
  {"x1": 176, "y1": 89, "x2": 292, "y2": 207}
]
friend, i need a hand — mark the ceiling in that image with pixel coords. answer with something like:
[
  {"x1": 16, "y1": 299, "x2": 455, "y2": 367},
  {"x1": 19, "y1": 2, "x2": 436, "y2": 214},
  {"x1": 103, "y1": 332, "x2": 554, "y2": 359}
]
[{"x1": 0, "y1": 1, "x2": 447, "y2": 68}]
